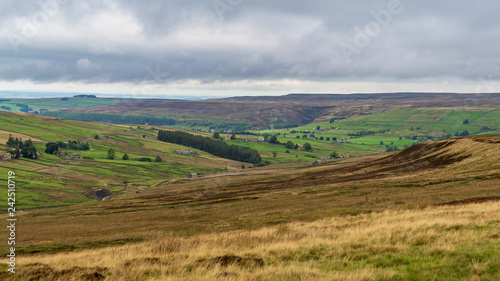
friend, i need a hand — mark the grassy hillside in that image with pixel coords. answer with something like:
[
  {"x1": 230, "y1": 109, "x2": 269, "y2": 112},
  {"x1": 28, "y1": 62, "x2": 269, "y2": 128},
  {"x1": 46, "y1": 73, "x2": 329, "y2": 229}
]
[
  {"x1": 0, "y1": 112, "x2": 244, "y2": 209},
  {"x1": 250, "y1": 107, "x2": 500, "y2": 158},
  {"x1": 29, "y1": 94, "x2": 499, "y2": 162},
  {"x1": 1, "y1": 134, "x2": 499, "y2": 280},
  {"x1": 0, "y1": 109, "x2": 498, "y2": 209}
]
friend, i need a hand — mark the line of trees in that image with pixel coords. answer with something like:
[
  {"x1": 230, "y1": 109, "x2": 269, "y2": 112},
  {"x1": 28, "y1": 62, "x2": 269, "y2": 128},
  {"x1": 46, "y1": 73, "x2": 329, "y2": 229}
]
[
  {"x1": 45, "y1": 140, "x2": 90, "y2": 154},
  {"x1": 264, "y1": 134, "x2": 311, "y2": 151},
  {"x1": 6, "y1": 135, "x2": 38, "y2": 159},
  {"x1": 348, "y1": 131, "x2": 376, "y2": 137},
  {"x1": 272, "y1": 123, "x2": 299, "y2": 129},
  {"x1": 186, "y1": 121, "x2": 252, "y2": 132},
  {"x1": 41, "y1": 112, "x2": 177, "y2": 126},
  {"x1": 74, "y1": 94, "x2": 97, "y2": 98},
  {"x1": 330, "y1": 117, "x2": 346, "y2": 123},
  {"x1": 158, "y1": 130, "x2": 261, "y2": 164}
]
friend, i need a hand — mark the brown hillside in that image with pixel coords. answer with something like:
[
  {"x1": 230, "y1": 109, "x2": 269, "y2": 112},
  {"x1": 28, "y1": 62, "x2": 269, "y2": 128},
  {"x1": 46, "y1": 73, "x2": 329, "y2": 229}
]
[
  {"x1": 65, "y1": 100, "x2": 330, "y2": 126},
  {"x1": 56, "y1": 93, "x2": 500, "y2": 126},
  {"x1": 9, "y1": 135, "x2": 499, "y2": 257}
]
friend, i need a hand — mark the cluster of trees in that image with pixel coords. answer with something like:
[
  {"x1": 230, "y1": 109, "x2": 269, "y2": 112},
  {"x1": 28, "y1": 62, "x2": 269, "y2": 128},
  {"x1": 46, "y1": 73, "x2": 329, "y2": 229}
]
[
  {"x1": 185, "y1": 121, "x2": 251, "y2": 132},
  {"x1": 285, "y1": 141, "x2": 298, "y2": 149},
  {"x1": 329, "y1": 117, "x2": 346, "y2": 123},
  {"x1": 74, "y1": 94, "x2": 97, "y2": 98},
  {"x1": 303, "y1": 143, "x2": 312, "y2": 151},
  {"x1": 455, "y1": 130, "x2": 470, "y2": 137},
  {"x1": 17, "y1": 104, "x2": 33, "y2": 113},
  {"x1": 480, "y1": 126, "x2": 492, "y2": 132},
  {"x1": 269, "y1": 135, "x2": 279, "y2": 144},
  {"x1": 385, "y1": 145, "x2": 400, "y2": 152},
  {"x1": 232, "y1": 131, "x2": 258, "y2": 136},
  {"x1": 272, "y1": 123, "x2": 299, "y2": 129},
  {"x1": 108, "y1": 150, "x2": 162, "y2": 162},
  {"x1": 400, "y1": 130, "x2": 480, "y2": 142},
  {"x1": 1, "y1": 106, "x2": 11, "y2": 111},
  {"x1": 264, "y1": 134, "x2": 312, "y2": 151},
  {"x1": 6, "y1": 135, "x2": 38, "y2": 159},
  {"x1": 295, "y1": 134, "x2": 336, "y2": 141},
  {"x1": 158, "y1": 130, "x2": 261, "y2": 164},
  {"x1": 212, "y1": 132, "x2": 237, "y2": 140},
  {"x1": 45, "y1": 140, "x2": 90, "y2": 154},
  {"x1": 348, "y1": 131, "x2": 376, "y2": 137},
  {"x1": 42, "y1": 112, "x2": 177, "y2": 126}
]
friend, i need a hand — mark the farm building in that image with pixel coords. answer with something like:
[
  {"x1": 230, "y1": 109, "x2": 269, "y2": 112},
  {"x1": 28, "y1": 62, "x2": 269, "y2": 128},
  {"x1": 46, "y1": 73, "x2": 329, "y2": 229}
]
[
  {"x1": 174, "y1": 149, "x2": 194, "y2": 155},
  {"x1": 312, "y1": 160, "x2": 322, "y2": 166},
  {"x1": 188, "y1": 173, "x2": 198, "y2": 179},
  {"x1": 1, "y1": 152, "x2": 12, "y2": 161}
]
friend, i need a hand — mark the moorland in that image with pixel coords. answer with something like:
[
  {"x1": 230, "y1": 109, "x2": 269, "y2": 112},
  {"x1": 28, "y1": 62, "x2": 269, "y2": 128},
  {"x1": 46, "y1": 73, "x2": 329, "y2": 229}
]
[{"x1": 0, "y1": 93, "x2": 499, "y2": 280}]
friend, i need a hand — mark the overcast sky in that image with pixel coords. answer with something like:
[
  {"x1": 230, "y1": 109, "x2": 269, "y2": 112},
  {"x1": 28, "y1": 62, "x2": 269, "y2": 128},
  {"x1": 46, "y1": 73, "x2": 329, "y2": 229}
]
[{"x1": 1, "y1": 0, "x2": 499, "y2": 98}]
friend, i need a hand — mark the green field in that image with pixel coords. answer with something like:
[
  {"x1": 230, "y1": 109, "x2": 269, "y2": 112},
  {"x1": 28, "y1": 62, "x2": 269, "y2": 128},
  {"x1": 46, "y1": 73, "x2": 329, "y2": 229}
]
[
  {"x1": 1, "y1": 103, "x2": 500, "y2": 210},
  {"x1": 0, "y1": 97, "x2": 125, "y2": 113},
  {"x1": 0, "y1": 112, "x2": 234, "y2": 209},
  {"x1": 249, "y1": 107, "x2": 500, "y2": 158}
]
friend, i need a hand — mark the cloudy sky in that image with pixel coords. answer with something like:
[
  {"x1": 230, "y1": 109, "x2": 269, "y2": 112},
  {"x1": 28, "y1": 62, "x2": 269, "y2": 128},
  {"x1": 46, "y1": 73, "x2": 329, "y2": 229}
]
[{"x1": 1, "y1": 0, "x2": 499, "y2": 98}]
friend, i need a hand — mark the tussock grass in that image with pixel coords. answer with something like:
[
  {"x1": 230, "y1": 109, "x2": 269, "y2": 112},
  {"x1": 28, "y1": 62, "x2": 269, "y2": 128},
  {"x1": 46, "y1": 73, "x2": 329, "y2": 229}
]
[{"x1": 8, "y1": 201, "x2": 500, "y2": 280}]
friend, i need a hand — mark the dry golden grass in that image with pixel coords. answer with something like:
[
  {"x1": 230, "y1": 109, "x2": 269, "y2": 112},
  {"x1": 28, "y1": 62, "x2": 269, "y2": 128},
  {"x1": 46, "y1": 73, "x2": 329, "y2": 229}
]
[
  {"x1": 0, "y1": 129, "x2": 42, "y2": 143},
  {"x1": 7, "y1": 201, "x2": 500, "y2": 280}
]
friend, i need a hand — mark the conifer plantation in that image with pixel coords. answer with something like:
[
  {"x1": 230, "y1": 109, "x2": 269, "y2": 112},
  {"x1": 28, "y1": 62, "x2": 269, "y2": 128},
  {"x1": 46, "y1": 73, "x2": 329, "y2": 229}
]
[{"x1": 157, "y1": 130, "x2": 261, "y2": 164}]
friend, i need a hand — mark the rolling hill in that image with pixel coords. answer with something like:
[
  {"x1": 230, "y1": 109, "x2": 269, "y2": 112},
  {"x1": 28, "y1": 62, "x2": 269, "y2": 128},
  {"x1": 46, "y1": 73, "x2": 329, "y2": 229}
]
[
  {"x1": 1, "y1": 132, "x2": 499, "y2": 279},
  {"x1": 0, "y1": 111, "x2": 247, "y2": 209},
  {"x1": 41, "y1": 93, "x2": 500, "y2": 127},
  {"x1": 0, "y1": 96, "x2": 499, "y2": 280},
  {"x1": 53, "y1": 99, "x2": 330, "y2": 127}
]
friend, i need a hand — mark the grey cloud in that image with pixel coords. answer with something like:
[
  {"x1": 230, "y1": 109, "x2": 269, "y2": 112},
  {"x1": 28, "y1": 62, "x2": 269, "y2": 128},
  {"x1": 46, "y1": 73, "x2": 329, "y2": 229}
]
[{"x1": 1, "y1": 0, "x2": 499, "y2": 85}]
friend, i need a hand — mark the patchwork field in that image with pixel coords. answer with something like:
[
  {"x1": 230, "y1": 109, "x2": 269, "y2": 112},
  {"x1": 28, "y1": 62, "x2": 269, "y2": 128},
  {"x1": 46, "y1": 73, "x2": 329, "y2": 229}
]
[
  {"x1": 0, "y1": 112, "x2": 242, "y2": 209},
  {"x1": 0, "y1": 94, "x2": 499, "y2": 280}
]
